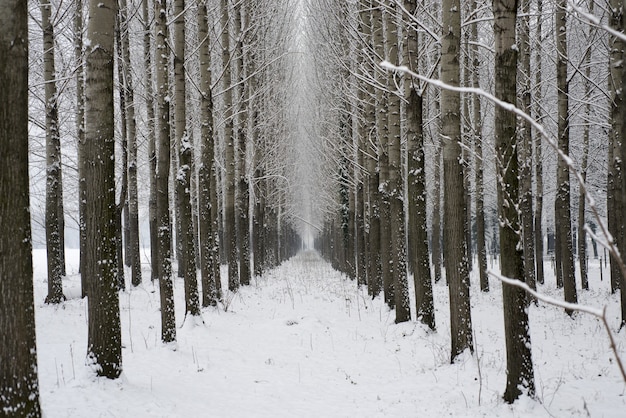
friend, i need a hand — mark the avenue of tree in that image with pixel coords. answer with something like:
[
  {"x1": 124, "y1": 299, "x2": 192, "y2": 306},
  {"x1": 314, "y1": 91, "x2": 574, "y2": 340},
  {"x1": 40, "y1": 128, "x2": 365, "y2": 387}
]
[{"x1": 2, "y1": 0, "x2": 626, "y2": 415}]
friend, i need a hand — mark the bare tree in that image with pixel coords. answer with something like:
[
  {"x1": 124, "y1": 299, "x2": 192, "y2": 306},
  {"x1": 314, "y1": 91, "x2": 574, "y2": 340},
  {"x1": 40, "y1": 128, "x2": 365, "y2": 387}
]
[{"x1": 0, "y1": 0, "x2": 42, "y2": 413}]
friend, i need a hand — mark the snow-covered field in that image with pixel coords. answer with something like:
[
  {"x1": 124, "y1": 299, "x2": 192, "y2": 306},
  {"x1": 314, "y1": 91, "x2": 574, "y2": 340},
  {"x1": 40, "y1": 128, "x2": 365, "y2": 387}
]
[{"x1": 33, "y1": 249, "x2": 625, "y2": 417}]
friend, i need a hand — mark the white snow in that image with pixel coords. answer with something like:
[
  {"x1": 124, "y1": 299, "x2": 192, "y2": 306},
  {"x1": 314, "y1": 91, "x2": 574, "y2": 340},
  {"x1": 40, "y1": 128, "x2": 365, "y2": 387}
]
[{"x1": 33, "y1": 249, "x2": 626, "y2": 417}]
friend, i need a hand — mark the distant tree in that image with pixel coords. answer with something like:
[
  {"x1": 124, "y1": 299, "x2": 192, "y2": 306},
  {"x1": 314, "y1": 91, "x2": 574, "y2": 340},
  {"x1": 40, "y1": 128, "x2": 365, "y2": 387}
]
[
  {"x1": 533, "y1": 0, "x2": 545, "y2": 286},
  {"x1": 41, "y1": 0, "x2": 66, "y2": 304},
  {"x1": 0, "y1": 0, "x2": 42, "y2": 413},
  {"x1": 84, "y1": 0, "x2": 122, "y2": 378}
]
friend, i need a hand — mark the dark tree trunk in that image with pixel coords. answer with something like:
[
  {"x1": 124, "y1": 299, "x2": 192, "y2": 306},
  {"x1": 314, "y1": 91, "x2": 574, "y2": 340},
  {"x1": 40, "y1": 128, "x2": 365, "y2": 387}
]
[
  {"x1": 0, "y1": 1, "x2": 42, "y2": 412},
  {"x1": 84, "y1": 0, "x2": 122, "y2": 378}
]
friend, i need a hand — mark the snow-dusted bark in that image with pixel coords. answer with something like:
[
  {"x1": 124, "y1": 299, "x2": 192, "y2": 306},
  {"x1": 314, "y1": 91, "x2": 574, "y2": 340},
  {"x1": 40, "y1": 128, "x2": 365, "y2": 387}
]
[
  {"x1": 41, "y1": 0, "x2": 66, "y2": 305},
  {"x1": 84, "y1": 0, "x2": 122, "y2": 378},
  {"x1": 441, "y1": 0, "x2": 473, "y2": 360},
  {"x1": 154, "y1": 0, "x2": 176, "y2": 343},
  {"x1": 0, "y1": 1, "x2": 42, "y2": 413},
  {"x1": 493, "y1": 0, "x2": 535, "y2": 402}
]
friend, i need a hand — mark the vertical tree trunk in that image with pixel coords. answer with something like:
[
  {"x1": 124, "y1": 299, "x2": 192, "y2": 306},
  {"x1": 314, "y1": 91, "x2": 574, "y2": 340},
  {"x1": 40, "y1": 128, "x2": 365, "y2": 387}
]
[
  {"x1": 75, "y1": 0, "x2": 88, "y2": 297},
  {"x1": 0, "y1": 0, "x2": 42, "y2": 412},
  {"x1": 235, "y1": 2, "x2": 251, "y2": 286},
  {"x1": 432, "y1": 138, "x2": 442, "y2": 284},
  {"x1": 115, "y1": 19, "x2": 127, "y2": 290},
  {"x1": 555, "y1": 0, "x2": 577, "y2": 311},
  {"x1": 494, "y1": 0, "x2": 535, "y2": 402},
  {"x1": 155, "y1": 0, "x2": 176, "y2": 343},
  {"x1": 119, "y1": 0, "x2": 142, "y2": 287},
  {"x1": 142, "y1": 0, "x2": 158, "y2": 283},
  {"x1": 404, "y1": 0, "x2": 435, "y2": 330},
  {"x1": 221, "y1": 0, "x2": 240, "y2": 292},
  {"x1": 609, "y1": 0, "x2": 624, "y2": 295},
  {"x1": 197, "y1": 1, "x2": 219, "y2": 307},
  {"x1": 471, "y1": 0, "x2": 488, "y2": 292},
  {"x1": 173, "y1": 0, "x2": 201, "y2": 317},
  {"x1": 84, "y1": 0, "x2": 122, "y2": 378},
  {"x1": 442, "y1": 0, "x2": 473, "y2": 360},
  {"x1": 42, "y1": 0, "x2": 66, "y2": 304},
  {"x1": 519, "y1": 0, "x2": 536, "y2": 294},
  {"x1": 533, "y1": 0, "x2": 544, "y2": 285},
  {"x1": 385, "y1": 3, "x2": 409, "y2": 323}
]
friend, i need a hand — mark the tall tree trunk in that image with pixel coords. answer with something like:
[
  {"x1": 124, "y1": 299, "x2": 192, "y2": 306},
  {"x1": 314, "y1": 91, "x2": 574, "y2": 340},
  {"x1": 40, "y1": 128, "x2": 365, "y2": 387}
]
[
  {"x1": 75, "y1": 0, "x2": 88, "y2": 297},
  {"x1": 442, "y1": 0, "x2": 473, "y2": 360},
  {"x1": 373, "y1": 4, "x2": 393, "y2": 308},
  {"x1": 119, "y1": 0, "x2": 142, "y2": 287},
  {"x1": 84, "y1": 0, "x2": 122, "y2": 378},
  {"x1": 221, "y1": 0, "x2": 239, "y2": 291},
  {"x1": 555, "y1": 0, "x2": 577, "y2": 311},
  {"x1": 471, "y1": 0, "x2": 488, "y2": 292},
  {"x1": 42, "y1": 0, "x2": 66, "y2": 304},
  {"x1": 609, "y1": 0, "x2": 624, "y2": 295},
  {"x1": 197, "y1": 1, "x2": 219, "y2": 307},
  {"x1": 494, "y1": 0, "x2": 535, "y2": 402},
  {"x1": 432, "y1": 138, "x2": 442, "y2": 284},
  {"x1": 519, "y1": 0, "x2": 536, "y2": 295},
  {"x1": 235, "y1": 2, "x2": 251, "y2": 286},
  {"x1": 115, "y1": 18, "x2": 127, "y2": 290},
  {"x1": 155, "y1": 0, "x2": 176, "y2": 343},
  {"x1": 533, "y1": 0, "x2": 544, "y2": 285},
  {"x1": 0, "y1": 0, "x2": 42, "y2": 412},
  {"x1": 386, "y1": 3, "x2": 409, "y2": 323},
  {"x1": 173, "y1": 0, "x2": 201, "y2": 317},
  {"x1": 405, "y1": 0, "x2": 435, "y2": 329},
  {"x1": 142, "y1": 0, "x2": 158, "y2": 283}
]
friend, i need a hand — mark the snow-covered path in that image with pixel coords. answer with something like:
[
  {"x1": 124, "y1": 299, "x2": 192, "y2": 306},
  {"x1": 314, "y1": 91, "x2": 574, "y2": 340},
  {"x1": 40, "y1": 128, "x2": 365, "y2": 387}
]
[{"x1": 34, "y1": 249, "x2": 625, "y2": 417}]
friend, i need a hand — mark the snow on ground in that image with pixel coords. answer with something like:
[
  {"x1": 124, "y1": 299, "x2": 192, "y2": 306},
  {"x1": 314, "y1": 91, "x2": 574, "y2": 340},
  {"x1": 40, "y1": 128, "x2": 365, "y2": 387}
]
[{"x1": 33, "y1": 249, "x2": 626, "y2": 417}]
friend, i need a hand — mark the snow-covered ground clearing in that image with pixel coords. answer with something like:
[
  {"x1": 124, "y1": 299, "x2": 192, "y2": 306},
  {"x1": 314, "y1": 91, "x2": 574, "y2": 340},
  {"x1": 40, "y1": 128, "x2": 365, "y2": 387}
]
[{"x1": 33, "y1": 249, "x2": 625, "y2": 417}]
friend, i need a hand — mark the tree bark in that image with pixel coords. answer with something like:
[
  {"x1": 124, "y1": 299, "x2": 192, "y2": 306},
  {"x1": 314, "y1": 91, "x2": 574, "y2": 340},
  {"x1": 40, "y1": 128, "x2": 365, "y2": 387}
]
[
  {"x1": 442, "y1": 0, "x2": 473, "y2": 360},
  {"x1": 84, "y1": 0, "x2": 122, "y2": 378},
  {"x1": 0, "y1": 0, "x2": 42, "y2": 412},
  {"x1": 494, "y1": 0, "x2": 535, "y2": 402},
  {"x1": 119, "y1": 0, "x2": 142, "y2": 287},
  {"x1": 555, "y1": 0, "x2": 577, "y2": 311},
  {"x1": 533, "y1": 0, "x2": 544, "y2": 285},
  {"x1": 155, "y1": 0, "x2": 176, "y2": 342},
  {"x1": 42, "y1": 0, "x2": 66, "y2": 304}
]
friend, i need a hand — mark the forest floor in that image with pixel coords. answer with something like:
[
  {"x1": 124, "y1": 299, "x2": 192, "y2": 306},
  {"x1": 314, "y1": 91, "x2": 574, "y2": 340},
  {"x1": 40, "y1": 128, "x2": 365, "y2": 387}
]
[{"x1": 34, "y1": 248, "x2": 625, "y2": 417}]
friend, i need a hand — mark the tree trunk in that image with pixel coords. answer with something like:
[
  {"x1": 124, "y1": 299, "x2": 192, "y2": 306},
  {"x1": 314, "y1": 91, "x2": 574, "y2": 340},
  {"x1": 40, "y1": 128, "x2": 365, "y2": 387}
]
[
  {"x1": 432, "y1": 138, "x2": 442, "y2": 284},
  {"x1": 235, "y1": 2, "x2": 251, "y2": 286},
  {"x1": 0, "y1": 1, "x2": 42, "y2": 412},
  {"x1": 442, "y1": 0, "x2": 473, "y2": 360},
  {"x1": 119, "y1": 0, "x2": 142, "y2": 287},
  {"x1": 142, "y1": 0, "x2": 158, "y2": 283},
  {"x1": 555, "y1": 0, "x2": 577, "y2": 311},
  {"x1": 155, "y1": 0, "x2": 176, "y2": 343},
  {"x1": 173, "y1": 0, "x2": 200, "y2": 317},
  {"x1": 42, "y1": 0, "x2": 66, "y2": 304},
  {"x1": 404, "y1": 2, "x2": 435, "y2": 327},
  {"x1": 75, "y1": 0, "x2": 88, "y2": 297},
  {"x1": 494, "y1": 0, "x2": 535, "y2": 402},
  {"x1": 518, "y1": 0, "x2": 536, "y2": 295},
  {"x1": 533, "y1": 0, "x2": 544, "y2": 285},
  {"x1": 84, "y1": 0, "x2": 122, "y2": 378},
  {"x1": 221, "y1": 0, "x2": 240, "y2": 292}
]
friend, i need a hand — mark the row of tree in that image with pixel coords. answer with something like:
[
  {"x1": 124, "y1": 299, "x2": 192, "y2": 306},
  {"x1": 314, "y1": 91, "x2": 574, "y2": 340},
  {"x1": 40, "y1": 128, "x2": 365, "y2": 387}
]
[{"x1": 303, "y1": 0, "x2": 626, "y2": 404}]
